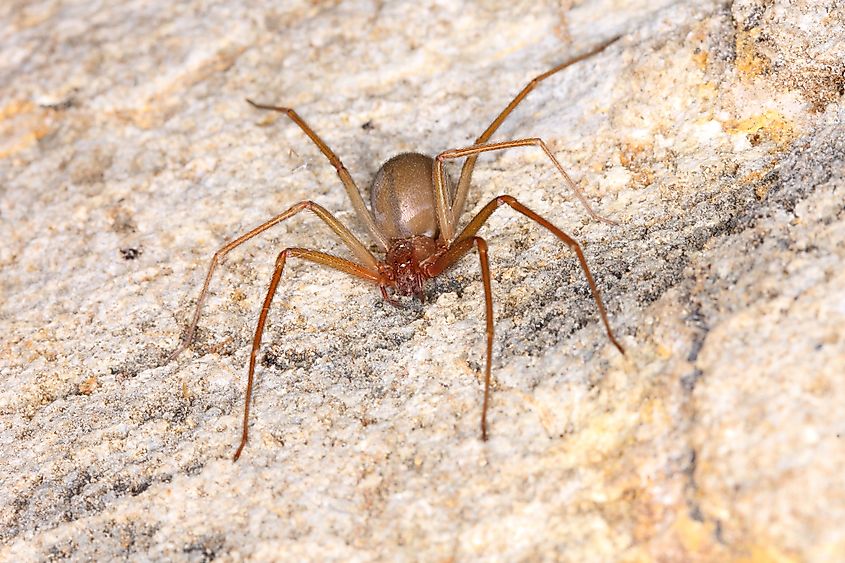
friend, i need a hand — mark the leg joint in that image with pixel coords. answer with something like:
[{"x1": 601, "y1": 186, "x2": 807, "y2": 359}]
[
  {"x1": 330, "y1": 158, "x2": 347, "y2": 173},
  {"x1": 494, "y1": 195, "x2": 517, "y2": 206},
  {"x1": 469, "y1": 236, "x2": 488, "y2": 253},
  {"x1": 275, "y1": 248, "x2": 291, "y2": 267}
]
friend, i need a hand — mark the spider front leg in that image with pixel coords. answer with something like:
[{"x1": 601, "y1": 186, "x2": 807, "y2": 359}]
[
  {"x1": 451, "y1": 36, "x2": 622, "y2": 218},
  {"x1": 425, "y1": 236, "x2": 494, "y2": 440},
  {"x1": 234, "y1": 248, "x2": 380, "y2": 461},
  {"x1": 457, "y1": 194, "x2": 624, "y2": 355}
]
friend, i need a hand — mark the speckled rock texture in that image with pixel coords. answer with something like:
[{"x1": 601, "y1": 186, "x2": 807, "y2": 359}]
[{"x1": 1, "y1": 0, "x2": 843, "y2": 561}]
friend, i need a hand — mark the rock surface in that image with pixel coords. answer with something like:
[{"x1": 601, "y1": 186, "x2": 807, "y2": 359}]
[{"x1": 1, "y1": 0, "x2": 843, "y2": 560}]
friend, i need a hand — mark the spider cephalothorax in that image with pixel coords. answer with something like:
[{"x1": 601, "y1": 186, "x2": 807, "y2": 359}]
[{"x1": 381, "y1": 235, "x2": 445, "y2": 298}]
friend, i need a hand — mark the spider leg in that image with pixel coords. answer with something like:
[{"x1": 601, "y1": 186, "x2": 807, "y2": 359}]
[
  {"x1": 452, "y1": 35, "x2": 621, "y2": 222},
  {"x1": 234, "y1": 248, "x2": 380, "y2": 461},
  {"x1": 456, "y1": 195, "x2": 624, "y2": 355},
  {"x1": 167, "y1": 200, "x2": 378, "y2": 363},
  {"x1": 247, "y1": 99, "x2": 388, "y2": 250},
  {"x1": 425, "y1": 236, "x2": 494, "y2": 440},
  {"x1": 438, "y1": 138, "x2": 618, "y2": 237}
]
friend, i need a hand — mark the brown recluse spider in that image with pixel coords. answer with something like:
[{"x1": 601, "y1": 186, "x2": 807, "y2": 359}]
[{"x1": 167, "y1": 36, "x2": 626, "y2": 461}]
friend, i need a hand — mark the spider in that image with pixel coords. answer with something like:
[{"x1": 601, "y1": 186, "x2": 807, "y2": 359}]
[{"x1": 167, "y1": 36, "x2": 625, "y2": 461}]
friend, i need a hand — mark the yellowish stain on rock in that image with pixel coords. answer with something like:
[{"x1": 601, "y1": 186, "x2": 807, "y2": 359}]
[
  {"x1": 692, "y1": 49, "x2": 709, "y2": 72},
  {"x1": 113, "y1": 103, "x2": 165, "y2": 130},
  {"x1": 649, "y1": 338, "x2": 673, "y2": 360},
  {"x1": 735, "y1": 543, "x2": 800, "y2": 563},
  {"x1": 78, "y1": 374, "x2": 99, "y2": 395},
  {"x1": 737, "y1": 163, "x2": 779, "y2": 200},
  {"x1": 673, "y1": 511, "x2": 720, "y2": 555},
  {"x1": 638, "y1": 393, "x2": 668, "y2": 427},
  {"x1": 0, "y1": 100, "x2": 53, "y2": 159},
  {"x1": 0, "y1": 99, "x2": 34, "y2": 120},
  {"x1": 619, "y1": 142, "x2": 657, "y2": 189},
  {"x1": 735, "y1": 28, "x2": 771, "y2": 79},
  {"x1": 689, "y1": 19, "x2": 709, "y2": 61},
  {"x1": 724, "y1": 110, "x2": 797, "y2": 151}
]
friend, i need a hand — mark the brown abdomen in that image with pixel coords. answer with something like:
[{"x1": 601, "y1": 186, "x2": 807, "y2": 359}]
[{"x1": 370, "y1": 152, "x2": 450, "y2": 241}]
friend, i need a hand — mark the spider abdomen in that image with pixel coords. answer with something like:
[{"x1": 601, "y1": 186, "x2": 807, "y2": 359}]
[{"x1": 370, "y1": 152, "x2": 453, "y2": 240}]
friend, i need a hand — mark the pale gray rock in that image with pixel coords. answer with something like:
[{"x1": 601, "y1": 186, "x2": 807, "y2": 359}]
[{"x1": 1, "y1": 0, "x2": 843, "y2": 560}]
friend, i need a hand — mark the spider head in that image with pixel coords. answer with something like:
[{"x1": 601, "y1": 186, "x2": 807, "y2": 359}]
[{"x1": 382, "y1": 236, "x2": 442, "y2": 299}]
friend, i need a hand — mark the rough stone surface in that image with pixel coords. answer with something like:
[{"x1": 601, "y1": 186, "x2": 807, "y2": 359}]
[{"x1": 1, "y1": 0, "x2": 843, "y2": 560}]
